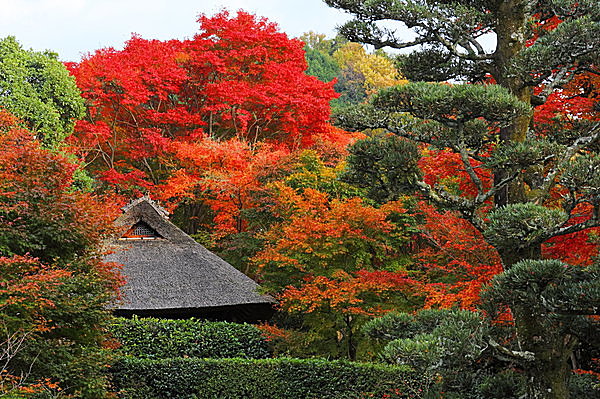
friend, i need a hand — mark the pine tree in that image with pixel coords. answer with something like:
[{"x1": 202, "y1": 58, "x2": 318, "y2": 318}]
[{"x1": 325, "y1": 0, "x2": 600, "y2": 397}]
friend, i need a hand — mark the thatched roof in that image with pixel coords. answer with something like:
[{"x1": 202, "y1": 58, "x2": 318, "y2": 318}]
[{"x1": 105, "y1": 196, "x2": 274, "y2": 321}]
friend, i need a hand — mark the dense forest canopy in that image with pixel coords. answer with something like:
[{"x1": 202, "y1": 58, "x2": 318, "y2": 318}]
[{"x1": 0, "y1": 2, "x2": 598, "y2": 398}]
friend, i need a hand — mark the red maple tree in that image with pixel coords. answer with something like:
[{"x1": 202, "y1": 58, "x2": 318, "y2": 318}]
[{"x1": 68, "y1": 11, "x2": 338, "y2": 201}]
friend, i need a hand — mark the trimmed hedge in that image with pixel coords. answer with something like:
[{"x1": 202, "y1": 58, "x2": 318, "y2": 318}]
[
  {"x1": 110, "y1": 357, "x2": 419, "y2": 399},
  {"x1": 110, "y1": 317, "x2": 270, "y2": 359}
]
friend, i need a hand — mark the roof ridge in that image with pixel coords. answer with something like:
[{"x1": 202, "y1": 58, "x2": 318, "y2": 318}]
[{"x1": 122, "y1": 195, "x2": 169, "y2": 219}]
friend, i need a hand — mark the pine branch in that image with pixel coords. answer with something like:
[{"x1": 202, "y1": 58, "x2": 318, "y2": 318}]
[
  {"x1": 536, "y1": 121, "x2": 600, "y2": 202},
  {"x1": 433, "y1": 31, "x2": 494, "y2": 62},
  {"x1": 415, "y1": 179, "x2": 486, "y2": 231},
  {"x1": 549, "y1": 215, "x2": 600, "y2": 239},
  {"x1": 489, "y1": 338, "x2": 535, "y2": 362}
]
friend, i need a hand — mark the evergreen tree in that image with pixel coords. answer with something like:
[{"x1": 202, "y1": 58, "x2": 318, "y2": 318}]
[
  {"x1": 0, "y1": 37, "x2": 84, "y2": 147},
  {"x1": 326, "y1": 0, "x2": 600, "y2": 397}
]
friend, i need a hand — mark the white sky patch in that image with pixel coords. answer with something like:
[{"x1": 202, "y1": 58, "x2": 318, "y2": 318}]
[{"x1": 0, "y1": 0, "x2": 350, "y2": 61}]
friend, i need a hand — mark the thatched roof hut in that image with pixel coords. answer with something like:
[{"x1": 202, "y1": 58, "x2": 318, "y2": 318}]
[{"x1": 105, "y1": 196, "x2": 274, "y2": 322}]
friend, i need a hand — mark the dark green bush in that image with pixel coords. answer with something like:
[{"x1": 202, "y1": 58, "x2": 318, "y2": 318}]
[
  {"x1": 110, "y1": 317, "x2": 270, "y2": 359},
  {"x1": 364, "y1": 309, "x2": 494, "y2": 398},
  {"x1": 110, "y1": 357, "x2": 420, "y2": 399},
  {"x1": 570, "y1": 373, "x2": 600, "y2": 399},
  {"x1": 476, "y1": 370, "x2": 526, "y2": 399}
]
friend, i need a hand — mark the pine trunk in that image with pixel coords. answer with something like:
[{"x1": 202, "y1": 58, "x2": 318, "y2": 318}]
[
  {"x1": 492, "y1": 2, "x2": 574, "y2": 396},
  {"x1": 512, "y1": 303, "x2": 576, "y2": 399},
  {"x1": 493, "y1": 0, "x2": 531, "y2": 207},
  {"x1": 499, "y1": 242, "x2": 575, "y2": 399},
  {"x1": 526, "y1": 365, "x2": 571, "y2": 399}
]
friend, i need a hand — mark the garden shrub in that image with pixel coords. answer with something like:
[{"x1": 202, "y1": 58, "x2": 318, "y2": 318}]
[
  {"x1": 476, "y1": 370, "x2": 526, "y2": 399},
  {"x1": 110, "y1": 317, "x2": 271, "y2": 359},
  {"x1": 363, "y1": 309, "x2": 498, "y2": 398},
  {"x1": 569, "y1": 373, "x2": 600, "y2": 399},
  {"x1": 110, "y1": 357, "x2": 419, "y2": 399}
]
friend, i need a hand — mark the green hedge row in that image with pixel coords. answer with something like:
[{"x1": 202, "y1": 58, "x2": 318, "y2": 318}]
[
  {"x1": 110, "y1": 317, "x2": 270, "y2": 359},
  {"x1": 110, "y1": 357, "x2": 420, "y2": 399}
]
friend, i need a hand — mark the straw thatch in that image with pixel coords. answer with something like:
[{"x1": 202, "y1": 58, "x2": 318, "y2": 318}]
[{"x1": 105, "y1": 196, "x2": 274, "y2": 322}]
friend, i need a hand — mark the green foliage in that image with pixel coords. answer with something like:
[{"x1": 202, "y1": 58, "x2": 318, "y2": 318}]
[
  {"x1": 366, "y1": 310, "x2": 490, "y2": 366},
  {"x1": 482, "y1": 259, "x2": 600, "y2": 319},
  {"x1": 305, "y1": 47, "x2": 340, "y2": 83},
  {"x1": 364, "y1": 309, "x2": 487, "y2": 342},
  {"x1": 372, "y1": 82, "x2": 531, "y2": 127},
  {"x1": 379, "y1": 334, "x2": 442, "y2": 370},
  {"x1": 110, "y1": 317, "x2": 271, "y2": 360},
  {"x1": 485, "y1": 139, "x2": 564, "y2": 171},
  {"x1": 517, "y1": 15, "x2": 600, "y2": 84},
  {"x1": 364, "y1": 309, "x2": 502, "y2": 398},
  {"x1": 334, "y1": 67, "x2": 368, "y2": 107},
  {"x1": 395, "y1": 48, "x2": 486, "y2": 83},
  {"x1": 476, "y1": 371, "x2": 527, "y2": 399},
  {"x1": 334, "y1": 83, "x2": 531, "y2": 163},
  {"x1": 110, "y1": 356, "x2": 419, "y2": 399},
  {"x1": 560, "y1": 154, "x2": 600, "y2": 201},
  {"x1": 284, "y1": 150, "x2": 363, "y2": 199},
  {"x1": 342, "y1": 133, "x2": 422, "y2": 203},
  {"x1": 0, "y1": 36, "x2": 84, "y2": 146},
  {"x1": 484, "y1": 203, "x2": 567, "y2": 250},
  {"x1": 362, "y1": 312, "x2": 418, "y2": 341},
  {"x1": 332, "y1": 102, "x2": 395, "y2": 132},
  {"x1": 569, "y1": 373, "x2": 600, "y2": 399},
  {"x1": 481, "y1": 259, "x2": 600, "y2": 394}
]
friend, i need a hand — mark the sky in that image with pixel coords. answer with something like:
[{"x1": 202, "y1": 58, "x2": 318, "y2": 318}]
[{"x1": 0, "y1": 0, "x2": 351, "y2": 61}]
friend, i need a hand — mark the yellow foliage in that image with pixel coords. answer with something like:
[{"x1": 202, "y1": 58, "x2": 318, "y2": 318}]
[{"x1": 333, "y1": 42, "x2": 408, "y2": 95}]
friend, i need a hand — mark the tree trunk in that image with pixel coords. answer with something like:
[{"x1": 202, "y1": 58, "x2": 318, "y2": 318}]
[
  {"x1": 491, "y1": 5, "x2": 574, "y2": 396},
  {"x1": 526, "y1": 364, "x2": 571, "y2": 399},
  {"x1": 498, "y1": 244, "x2": 542, "y2": 270},
  {"x1": 493, "y1": 0, "x2": 532, "y2": 207},
  {"x1": 498, "y1": 243, "x2": 574, "y2": 399},
  {"x1": 512, "y1": 305, "x2": 576, "y2": 399},
  {"x1": 345, "y1": 315, "x2": 357, "y2": 361}
]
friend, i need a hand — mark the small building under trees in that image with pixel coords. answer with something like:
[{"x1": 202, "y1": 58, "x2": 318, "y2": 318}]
[{"x1": 105, "y1": 196, "x2": 274, "y2": 322}]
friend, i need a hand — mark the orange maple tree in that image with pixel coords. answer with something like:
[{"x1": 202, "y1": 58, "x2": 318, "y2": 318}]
[
  {"x1": 254, "y1": 182, "x2": 419, "y2": 359},
  {"x1": 160, "y1": 138, "x2": 292, "y2": 237}
]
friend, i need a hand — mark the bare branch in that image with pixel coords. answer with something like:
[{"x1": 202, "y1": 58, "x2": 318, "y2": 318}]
[
  {"x1": 433, "y1": 31, "x2": 494, "y2": 61},
  {"x1": 549, "y1": 216, "x2": 600, "y2": 239},
  {"x1": 415, "y1": 180, "x2": 486, "y2": 231},
  {"x1": 529, "y1": 65, "x2": 572, "y2": 99},
  {"x1": 477, "y1": 171, "x2": 521, "y2": 205},
  {"x1": 489, "y1": 338, "x2": 535, "y2": 362},
  {"x1": 455, "y1": 131, "x2": 484, "y2": 198},
  {"x1": 465, "y1": 35, "x2": 488, "y2": 57},
  {"x1": 536, "y1": 121, "x2": 600, "y2": 202}
]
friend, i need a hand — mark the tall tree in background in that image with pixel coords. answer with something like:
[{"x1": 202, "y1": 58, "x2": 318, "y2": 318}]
[
  {"x1": 0, "y1": 37, "x2": 84, "y2": 147},
  {"x1": 301, "y1": 33, "x2": 407, "y2": 108},
  {"x1": 326, "y1": 0, "x2": 600, "y2": 397},
  {"x1": 302, "y1": 32, "x2": 341, "y2": 84}
]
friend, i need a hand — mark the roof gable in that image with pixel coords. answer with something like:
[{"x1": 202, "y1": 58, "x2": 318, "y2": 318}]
[
  {"x1": 121, "y1": 221, "x2": 162, "y2": 239},
  {"x1": 114, "y1": 197, "x2": 195, "y2": 245}
]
